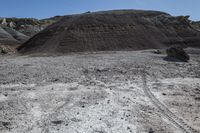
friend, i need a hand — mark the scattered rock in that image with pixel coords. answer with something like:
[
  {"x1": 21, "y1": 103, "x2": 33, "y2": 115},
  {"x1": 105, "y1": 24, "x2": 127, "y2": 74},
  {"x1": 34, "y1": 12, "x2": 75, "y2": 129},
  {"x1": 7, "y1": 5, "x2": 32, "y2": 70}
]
[
  {"x1": 71, "y1": 118, "x2": 81, "y2": 122},
  {"x1": 52, "y1": 78, "x2": 59, "y2": 82},
  {"x1": 0, "y1": 121, "x2": 11, "y2": 129},
  {"x1": 195, "y1": 97, "x2": 200, "y2": 101}
]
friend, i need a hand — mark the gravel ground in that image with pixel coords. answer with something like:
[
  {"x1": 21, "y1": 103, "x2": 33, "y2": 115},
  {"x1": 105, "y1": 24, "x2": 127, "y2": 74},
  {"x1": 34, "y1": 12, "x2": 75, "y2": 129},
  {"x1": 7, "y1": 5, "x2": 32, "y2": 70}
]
[{"x1": 0, "y1": 49, "x2": 200, "y2": 133}]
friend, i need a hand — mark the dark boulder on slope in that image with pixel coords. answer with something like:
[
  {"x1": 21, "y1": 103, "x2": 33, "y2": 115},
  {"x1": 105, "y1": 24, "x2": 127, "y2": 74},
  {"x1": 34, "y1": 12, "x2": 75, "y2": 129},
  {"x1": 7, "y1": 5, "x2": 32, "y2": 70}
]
[
  {"x1": 166, "y1": 46, "x2": 190, "y2": 62},
  {"x1": 18, "y1": 10, "x2": 200, "y2": 54}
]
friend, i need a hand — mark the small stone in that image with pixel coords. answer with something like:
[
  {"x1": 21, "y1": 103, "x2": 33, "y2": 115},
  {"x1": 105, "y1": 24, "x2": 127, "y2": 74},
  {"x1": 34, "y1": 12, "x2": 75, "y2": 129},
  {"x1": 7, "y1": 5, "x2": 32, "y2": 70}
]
[
  {"x1": 149, "y1": 128, "x2": 154, "y2": 133},
  {"x1": 153, "y1": 49, "x2": 162, "y2": 54},
  {"x1": 51, "y1": 120, "x2": 64, "y2": 125}
]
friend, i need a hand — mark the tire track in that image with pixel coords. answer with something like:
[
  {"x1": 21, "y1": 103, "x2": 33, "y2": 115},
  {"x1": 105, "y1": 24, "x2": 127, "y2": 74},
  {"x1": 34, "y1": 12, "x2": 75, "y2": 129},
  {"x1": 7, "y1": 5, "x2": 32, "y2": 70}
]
[{"x1": 141, "y1": 73, "x2": 199, "y2": 133}]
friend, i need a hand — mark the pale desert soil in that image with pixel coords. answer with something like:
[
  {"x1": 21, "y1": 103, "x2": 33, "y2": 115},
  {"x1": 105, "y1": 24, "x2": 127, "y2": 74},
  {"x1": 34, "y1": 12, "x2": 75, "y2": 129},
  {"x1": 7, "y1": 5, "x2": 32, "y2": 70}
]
[{"x1": 0, "y1": 49, "x2": 200, "y2": 133}]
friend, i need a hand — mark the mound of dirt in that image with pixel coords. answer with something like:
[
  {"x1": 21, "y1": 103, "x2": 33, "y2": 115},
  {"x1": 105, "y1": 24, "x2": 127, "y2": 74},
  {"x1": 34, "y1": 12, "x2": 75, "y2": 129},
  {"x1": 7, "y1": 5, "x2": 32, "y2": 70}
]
[{"x1": 18, "y1": 10, "x2": 200, "y2": 54}]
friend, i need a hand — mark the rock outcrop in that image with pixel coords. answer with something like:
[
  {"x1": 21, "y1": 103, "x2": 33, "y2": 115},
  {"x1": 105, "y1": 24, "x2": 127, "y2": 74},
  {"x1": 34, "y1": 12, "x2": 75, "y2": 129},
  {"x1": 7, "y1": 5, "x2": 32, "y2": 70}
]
[{"x1": 18, "y1": 10, "x2": 200, "y2": 54}]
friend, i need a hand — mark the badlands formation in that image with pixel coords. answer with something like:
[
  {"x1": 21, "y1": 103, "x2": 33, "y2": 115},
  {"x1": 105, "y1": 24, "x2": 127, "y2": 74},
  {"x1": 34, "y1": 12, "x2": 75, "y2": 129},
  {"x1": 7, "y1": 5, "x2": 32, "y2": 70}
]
[
  {"x1": 18, "y1": 10, "x2": 200, "y2": 54},
  {"x1": 0, "y1": 10, "x2": 200, "y2": 133}
]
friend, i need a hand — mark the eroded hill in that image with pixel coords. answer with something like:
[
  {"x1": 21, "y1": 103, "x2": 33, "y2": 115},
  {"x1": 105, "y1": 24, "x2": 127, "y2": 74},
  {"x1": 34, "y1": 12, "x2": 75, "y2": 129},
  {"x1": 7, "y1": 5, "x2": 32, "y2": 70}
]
[
  {"x1": 0, "y1": 17, "x2": 62, "y2": 54},
  {"x1": 18, "y1": 10, "x2": 200, "y2": 54}
]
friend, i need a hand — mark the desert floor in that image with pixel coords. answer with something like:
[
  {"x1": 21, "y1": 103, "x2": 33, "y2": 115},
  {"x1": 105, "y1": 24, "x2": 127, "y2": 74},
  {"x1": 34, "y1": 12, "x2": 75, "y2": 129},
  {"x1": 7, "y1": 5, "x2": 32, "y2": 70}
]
[{"x1": 0, "y1": 49, "x2": 200, "y2": 133}]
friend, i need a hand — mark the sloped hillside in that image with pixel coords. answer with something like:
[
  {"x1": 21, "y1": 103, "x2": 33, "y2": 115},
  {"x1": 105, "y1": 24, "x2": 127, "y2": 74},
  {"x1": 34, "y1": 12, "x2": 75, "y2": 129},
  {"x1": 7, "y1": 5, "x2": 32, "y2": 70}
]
[
  {"x1": 0, "y1": 26, "x2": 21, "y2": 54},
  {"x1": 0, "y1": 17, "x2": 63, "y2": 36},
  {"x1": 191, "y1": 21, "x2": 200, "y2": 31},
  {"x1": 2, "y1": 26, "x2": 29, "y2": 42},
  {"x1": 18, "y1": 10, "x2": 200, "y2": 54},
  {"x1": 0, "y1": 17, "x2": 61, "y2": 54}
]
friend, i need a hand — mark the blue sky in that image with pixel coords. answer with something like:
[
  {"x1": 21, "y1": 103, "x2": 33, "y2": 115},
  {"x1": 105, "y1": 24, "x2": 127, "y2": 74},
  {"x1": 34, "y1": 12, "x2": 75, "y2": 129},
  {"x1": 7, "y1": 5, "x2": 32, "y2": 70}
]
[{"x1": 0, "y1": 0, "x2": 200, "y2": 20}]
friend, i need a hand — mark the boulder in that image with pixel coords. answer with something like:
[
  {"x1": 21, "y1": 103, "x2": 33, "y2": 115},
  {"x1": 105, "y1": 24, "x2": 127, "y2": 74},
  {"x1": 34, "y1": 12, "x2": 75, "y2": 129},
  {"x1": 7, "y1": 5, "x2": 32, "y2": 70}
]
[{"x1": 166, "y1": 46, "x2": 190, "y2": 62}]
